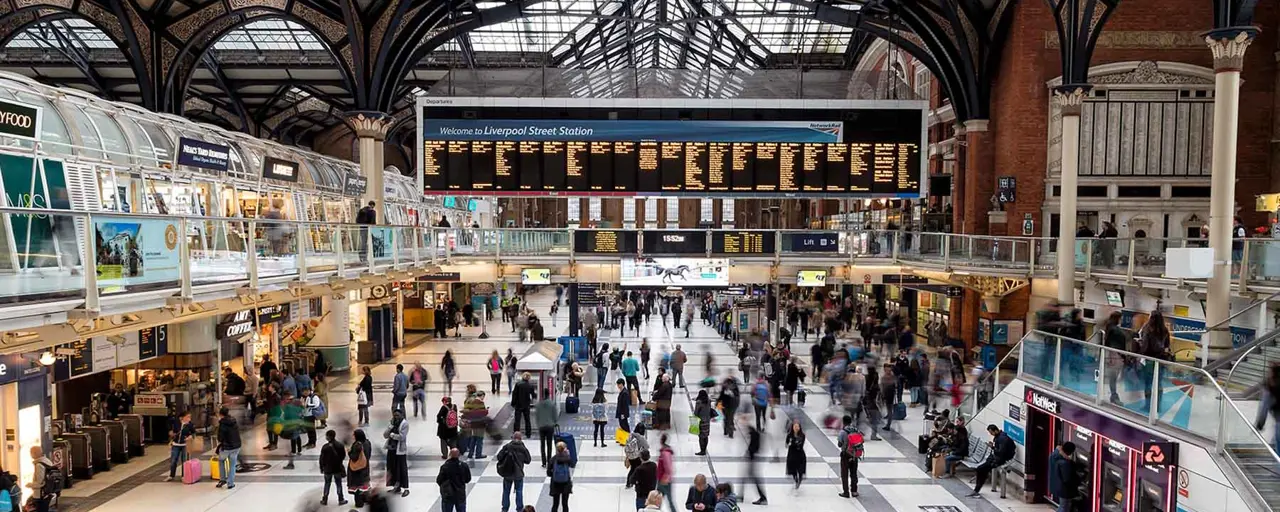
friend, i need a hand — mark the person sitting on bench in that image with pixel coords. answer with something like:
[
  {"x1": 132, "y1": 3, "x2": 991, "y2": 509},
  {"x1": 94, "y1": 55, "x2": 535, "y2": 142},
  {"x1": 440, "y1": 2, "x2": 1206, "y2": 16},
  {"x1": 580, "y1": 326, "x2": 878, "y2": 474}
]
[{"x1": 966, "y1": 424, "x2": 1016, "y2": 498}]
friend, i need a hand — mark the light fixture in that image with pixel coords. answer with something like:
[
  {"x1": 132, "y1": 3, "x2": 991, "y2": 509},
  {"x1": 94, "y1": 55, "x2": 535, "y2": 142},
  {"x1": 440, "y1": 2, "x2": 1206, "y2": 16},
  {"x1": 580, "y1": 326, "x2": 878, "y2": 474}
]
[{"x1": 38, "y1": 351, "x2": 56, "y2": 366}]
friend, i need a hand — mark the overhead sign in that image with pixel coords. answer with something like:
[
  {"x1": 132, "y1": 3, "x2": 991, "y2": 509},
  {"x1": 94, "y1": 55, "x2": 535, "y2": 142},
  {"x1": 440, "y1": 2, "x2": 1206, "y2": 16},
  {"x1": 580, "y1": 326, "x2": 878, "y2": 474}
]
[
  {"x1": 262, "y1": 156, "x2": 300, "y2": 182},
  {"x1": 53, "y1": 339, "x2": 92, "y2": 381},
  {"x1": 343, "y1": 171, "x2": 368, "y2": 196},
  {"x1": 785, "y1": 232, "x2": 840, "y2": 252},
  {"x1": 1142, "y1": 441, "x2": 1178, "y2": 468},
  {"x1": 574, "y1": 230, "x2": 639, "y2": 254},
  {"x1": 997, "y1": 176, "x2": 1016, "y2": 203},
  {"x1": 884, "y1": 274, "x2": 929, "y2": 285},
  {"x1": 0, "y1": 99, "x2": 41, "y2": 140},
  {"x1": 521, "y1": 268, "x2": 551, "y2": 285},
  {"x1": 643, "y1": 231, "x2": 707, "y2": 254},
  {"x1": 797, "y1": 270, "x2": 827, "y2": 287},
  {"x1": 419, "y1": 272, "x2": 462, "y2": 282},
  {"x1": 0, "y1": 353, "x2": 42, "y2": 386},
  {"x1": 712, "y1": 231, "x2": 775, "y2": 254},
  {"x1": 1024, "y1": 387, "x2": 1061, "y2": 415},
  {"x1": 217, "y1": 310, "x2": 256, "y2": 340},
  {"x1": 138, "y1": 325, "x2": 166, "y2": 360},
  {"x1": 175, "y1": 137, "x2": 230, "y2": 172},
  {"x1": 256, "y1": 303, "x2": 291, "y2": 324}
]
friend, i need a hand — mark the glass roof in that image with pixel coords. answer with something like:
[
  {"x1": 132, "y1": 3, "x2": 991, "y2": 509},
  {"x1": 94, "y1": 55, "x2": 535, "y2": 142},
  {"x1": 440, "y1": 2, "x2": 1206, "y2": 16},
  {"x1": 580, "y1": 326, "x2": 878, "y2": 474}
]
[
  {"x1": 441, "y1": 0, "x2": 857, "y2": 69},
  {"x1": 214, "y1": 20, "x2": 326, "y2": 51},
  {"x1": 7, "y1": 18, "x2": 119, "y2": 50}
]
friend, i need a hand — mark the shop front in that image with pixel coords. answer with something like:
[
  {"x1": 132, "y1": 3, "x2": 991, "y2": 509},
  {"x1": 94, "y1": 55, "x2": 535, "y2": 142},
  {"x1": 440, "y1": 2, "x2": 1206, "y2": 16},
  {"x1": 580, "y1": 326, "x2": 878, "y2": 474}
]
[
  {"x1": 906, "y1": 284, "x2": 954, "y2": 346},
  {"x1": 0, "y1": 352, "x2": 51, "y2": 504},
  {"x1": 351, "y1": 286, "x2": 399, "y2": 365},
  {"x1": 1022, "y1": 386, "x2": 1179, "y2": 512}
]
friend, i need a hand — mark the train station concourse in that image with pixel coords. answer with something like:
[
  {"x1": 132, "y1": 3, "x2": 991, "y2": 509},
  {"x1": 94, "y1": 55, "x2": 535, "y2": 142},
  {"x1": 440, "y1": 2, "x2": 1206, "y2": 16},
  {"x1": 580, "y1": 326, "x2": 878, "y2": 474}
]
[{"x1": 2, "y1": 0, "x2": 1280, "y2": 511}]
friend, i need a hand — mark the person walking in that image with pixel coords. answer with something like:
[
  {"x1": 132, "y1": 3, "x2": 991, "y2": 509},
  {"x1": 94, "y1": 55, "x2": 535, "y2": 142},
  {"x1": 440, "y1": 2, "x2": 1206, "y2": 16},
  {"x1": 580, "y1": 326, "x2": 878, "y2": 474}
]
[
  {"x1": 347, "y1": 429, "x2": 372, "y2": 506},
  {"x1": 548, "y1": 441, "x2": 576, "y2": 512},
  {"x1": 686, "y1": 474, "x2": 717, "y2": 512},
  {"x1": 743, "y1": 424, "x2": 767, "y2": 505},
  {"x1": 880, "y1": 363, "x2": 899, "y2": 431},
  {"x1": 279, "y1": 393, "x2": 304, "y2": 469},
  {"x1": 623, "y1": 351, "x2": 642, "y2": 396},
  {"x1": 1256, "y1": 365, "x2": 1280, "y2": 454},
  {"x1": 693, "y1": 390, "x2": 713, "y2": 455},
  {"x1": 966, "y1": 424, "x2": 1016, "y2": 498},
  {"x1": 437, "y1": 448, "x2": 473, "y2": 512},
  {"x1": 488, "y1": 350, "x2": 506, "y2": 395},
  {"x1": 1049, "y1": 442, "x2": 1081, "y2": 512},
  {"x1": 629, "y1": 449, "x2": 658, "y2": 511},
  {"x1": 214, "y1": 407, "x2": 241, "y2": 489},
  {"x1": 164, "y1": 410, "x2": 194, "y2": 481},
  {"x1": 750, "y1": 376, "x2": 771, "y2": 432},
  {"x1": 624, "y1": 424, "x2": 650, "y2": 486},
  {"x1": 319, "y1": 430, "x2": 348, "y2": 506},
  {"x1": 410, "y1": 363, "x2": 430, "y2": 419},
  {"x1": 713, "y1": 483, "x2": 738, "y2": 512},
  {"x1": 717, "y1": 373, "x2": 740, "y2": 438},
  {"x1": 837, "y1": 415, "x2": 863, "y2": 499},
  {"x1": 640, "y1": 339, "x2": 652, "y2": 380},
  {"x1": 536, "y1": 390, "x2": 559, "y2": 466},
  {"x1": 442, "y1": 350, "x2": 458, "y2": 396},
  {"x1": 386, "y1": 409, "x2": 411, "y2": 497},
  {"x1": 616, "y1": 379, "x2": 633, "y2": 435},
  {"x1": 263, "y1": 383, "x2": 281, "y2": 449},
  {"x1": 26, "y1": 447, "x2": 56, "y2": 512},
  {"x1": 785, "y1": 420, "x2": 806, "y2": 492},
  {"x1": 671, "y1": 344, "x2": 688, "y2": 388},
  {"x1": 591, "y1": 389, "x2": 610, "y2": 447},
  {"x1": 656, "y1": 434, "x2": 677, "y2": 512},
  {"x1": 392, "y1": 364, "x2": 409, "y2": 413},
  {"x1": 512, "y1": 373, "x2": 538, "y2": 437},
  {"x1": 496, "y1": 432, "x2": 533, "y2": 512},
  {"x1": 437, "y1": 397, "x2": 460, "y2": 459},
  {"x1": 505, "y1": 349, "x2": 519, "y2": 394}
]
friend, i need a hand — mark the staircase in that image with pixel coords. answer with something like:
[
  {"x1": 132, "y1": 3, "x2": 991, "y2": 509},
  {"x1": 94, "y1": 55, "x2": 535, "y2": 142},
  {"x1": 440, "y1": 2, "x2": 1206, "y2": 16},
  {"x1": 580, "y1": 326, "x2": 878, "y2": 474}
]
[
  {"x1": 1211, "y1": 328, "x2": 1280, "y2": 399},
  {"x1": 1228, "y1": 445, "x2": 1280, "y2": 511}
]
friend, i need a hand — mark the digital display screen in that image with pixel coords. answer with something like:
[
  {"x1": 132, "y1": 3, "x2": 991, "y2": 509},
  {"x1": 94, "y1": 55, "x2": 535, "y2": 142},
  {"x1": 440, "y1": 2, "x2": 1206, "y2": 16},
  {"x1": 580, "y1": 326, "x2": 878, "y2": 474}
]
[
  {"x1": 621, "y1": 258, "x2": 728, "y2": 287},
  {"x1": 797, "y1": 270, "x2": 828, "y2": 287},
  {"x1": 1105, "y1": 290, "x2": 1124, "y2": 307},
  {"x1": 712, "y1": 231, "x2": 776, "y2": 254},
  {"x1": 421, "y1": 107, "x2": 923, "y2": 197},
  {"x1": 573, "y1": 230, "x2": 638, "y2": 254},
  {"x1": 521, "y1": 268, "x2": 551, "y2": 285},
  {"x1": 785, "y1": 232, "x2": 840, "y2": 252},
  {"x1": 643, "y1": 231, "x2": 707, "y2": 254}
]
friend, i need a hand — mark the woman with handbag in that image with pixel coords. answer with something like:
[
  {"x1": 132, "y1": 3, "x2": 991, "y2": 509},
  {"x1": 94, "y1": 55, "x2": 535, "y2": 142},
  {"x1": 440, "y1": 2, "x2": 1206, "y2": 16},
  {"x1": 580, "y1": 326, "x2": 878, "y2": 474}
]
[
  {"x1": 692, "y1": 390, "x2": 712, "y2": 455},
  {"x1": 347, "y1": 430, "x2": 372, "y2": 507}
]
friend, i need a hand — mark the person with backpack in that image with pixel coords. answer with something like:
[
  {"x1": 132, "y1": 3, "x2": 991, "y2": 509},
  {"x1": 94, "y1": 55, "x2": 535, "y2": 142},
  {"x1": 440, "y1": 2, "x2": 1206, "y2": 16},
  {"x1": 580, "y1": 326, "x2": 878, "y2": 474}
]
[
  {"x1": 0, "y1": 463, "x2": 20, "y2": 512},
  {"x1": 437, "y1": 397, "x2": 460, "y2": 459},
  {"x1": 319, "y1": 430, "x2": 348, "y2": 506},
  {"x1": 347, "y1": 430, "x2": 372, "y2": 506},
  {"x1": 628, "y1": 449, "x2": 658, "y2": 511},
  {"x1": 593, "y1": 343, "x2": 610, "y2": 390},
  {"x1": 591, "y1": 389, "x2": 610, "y2": 447},
  {"x1": 496, "y1": 432, "x2": 533, "y2": 512},
  {"x1": 548, "y1": 441, "x2": 577, "y2": 512},
  {"x1": 713, "y1": 483, "x2": 738, "y2": 512},
  {"x1": 967, "y1": 424, "x2": 1017, "y2": 498},
  {"x1": 26, "y1": 447, "x2": 59, "y2": 512},
  {"x1": 750, "y1": 376, "x2": 771, "y2": 431},
  {"x1": 302, "y1": 388, "x2": 324, "y2": 448},
  {"x1": 837, "y1": 415, "x2": 864, "y2": 499},
  {"x1": 624, "y1": 424, "x2": 650, "y2": 486},
  {"x1": 164, "y1": 410, "x2": 194, "y2": 481},
  {"x1": 436, "y1": 448, "x2": 472, "y2": 512},
  {"x1": 215, "y1": 406, "x2": 242, "y2": 489}
]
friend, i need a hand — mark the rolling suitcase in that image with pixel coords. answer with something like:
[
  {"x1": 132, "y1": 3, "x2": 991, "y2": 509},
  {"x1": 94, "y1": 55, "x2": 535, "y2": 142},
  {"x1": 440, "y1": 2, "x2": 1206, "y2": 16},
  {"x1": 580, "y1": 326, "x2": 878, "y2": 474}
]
[
  {"x1": 917, "y1": 435, "x2": 930, "y2": 454},
  {"x1": 894, "y1": 402, "x2": 907, "y2": 421},
  {"x1": 555, "y1": 431, "x2": 577, "y2": 463},
  {"x1": 565, "y1": 395, "x2": 580, "y2": 414},
  {"x1": 182, "y1": 458, "x2": 202, "y2": 484},
  {"x1": 797, "y1": 389, "x2": 807, "y2": 406}
]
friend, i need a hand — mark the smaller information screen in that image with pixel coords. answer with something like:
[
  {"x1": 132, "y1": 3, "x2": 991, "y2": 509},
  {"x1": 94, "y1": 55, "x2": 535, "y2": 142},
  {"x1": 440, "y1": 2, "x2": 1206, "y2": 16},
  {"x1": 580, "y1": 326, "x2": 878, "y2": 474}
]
[
  {"x1": 574, "y1": 230, "x2": 638, "y2": 254},
  {"x1": 712, "y1": 231, "x2": 776, "y2": 254}
]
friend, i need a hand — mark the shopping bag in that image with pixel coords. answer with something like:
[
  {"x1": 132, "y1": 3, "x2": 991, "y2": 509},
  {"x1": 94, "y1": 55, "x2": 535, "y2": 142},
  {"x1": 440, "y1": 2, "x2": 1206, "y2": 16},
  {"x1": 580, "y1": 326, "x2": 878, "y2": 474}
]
[
  {"x1": 931, "y1": 454, "x2": 947, "y2": 478},
  {"x1": 210, "y1": 456, "x2": 221, "y2": 480},
  {"x1": 615, "y1": 428, "x2": 630, "y2": 445},
  {"x1": 688, "y1": 415, "x2": 701, "y2": 435}
]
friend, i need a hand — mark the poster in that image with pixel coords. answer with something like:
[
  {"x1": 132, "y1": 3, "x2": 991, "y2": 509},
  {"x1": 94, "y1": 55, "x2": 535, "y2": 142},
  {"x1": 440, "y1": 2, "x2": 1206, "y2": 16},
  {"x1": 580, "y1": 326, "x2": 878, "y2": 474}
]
[
  {"x1": 620, "y1": 257, "x2": 728, "y2": 286},
  {"x1": 94, "y1": 216, "x2": 180, "y2": 289},
  {"x1": 90, "y1": 336, "x2": 117, "y2": 372},
  {"x1": 0, "y1": 154, "x2": 71, "y2": 269}
]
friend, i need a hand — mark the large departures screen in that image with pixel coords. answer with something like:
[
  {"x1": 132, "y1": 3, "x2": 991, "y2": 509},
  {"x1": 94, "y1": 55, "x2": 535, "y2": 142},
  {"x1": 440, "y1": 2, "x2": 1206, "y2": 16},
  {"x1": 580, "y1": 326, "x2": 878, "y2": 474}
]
[{"x1": 419, "y1": 98, "x2": 926, "y2": 198}]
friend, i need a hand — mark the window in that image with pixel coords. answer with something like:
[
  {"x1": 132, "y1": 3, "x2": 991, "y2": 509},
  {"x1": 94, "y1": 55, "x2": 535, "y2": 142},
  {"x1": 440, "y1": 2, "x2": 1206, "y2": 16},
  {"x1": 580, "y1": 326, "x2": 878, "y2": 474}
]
[
  {"x1": 645, "y1": 197, "x2": 658, "y2": 225},
  {"x1": 699, "y1": 198, "x2": 714, "y2": 224},
  {"x1": 567, "y1": 199, "x2": 580, "y2": 223},
  {"x1": 721, "y1": 198, "x2": 735, "y2": 227},
  {"x1": 665, "y1": 200, "x2": 679, "y2": 228},
  {"x1": 588, "y1": 197, "x2": 602, "y2": 221}
]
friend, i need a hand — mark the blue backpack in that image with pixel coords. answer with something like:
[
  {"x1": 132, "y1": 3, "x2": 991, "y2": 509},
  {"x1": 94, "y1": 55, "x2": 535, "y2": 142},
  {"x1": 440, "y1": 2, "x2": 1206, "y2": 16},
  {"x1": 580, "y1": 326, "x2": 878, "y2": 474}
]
[
  {"x1": 754, "y1": 382, "x2": 769, "y2": 407},
  {"x1": 551, "y1": 460, "x2": 571, "y2": 483}
]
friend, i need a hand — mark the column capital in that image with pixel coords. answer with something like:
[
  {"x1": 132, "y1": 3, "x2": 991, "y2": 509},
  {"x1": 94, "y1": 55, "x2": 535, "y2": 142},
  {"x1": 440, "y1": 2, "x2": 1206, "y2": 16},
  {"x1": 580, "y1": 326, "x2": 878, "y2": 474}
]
[
  {"x1": 962, "y1": 119, "x2": 989, "y2": 132},
  {"x1": 343, "y1": 111, "x2": 394, "y2": 141},
  {"x1": 1205, "y1": 27, "x2": 1258, "y2": 73},
  {"x1": 1053, "y1": 85, "x2": 1091, "y2": 116}
]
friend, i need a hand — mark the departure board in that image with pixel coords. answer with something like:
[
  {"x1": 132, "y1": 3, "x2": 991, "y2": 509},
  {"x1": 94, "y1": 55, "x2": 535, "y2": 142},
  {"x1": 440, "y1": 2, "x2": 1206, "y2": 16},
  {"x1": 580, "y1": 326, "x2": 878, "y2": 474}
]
[
  {"x1": 574, "y1": 230, "x2": 639, "y2": 254},
  {"x1": 421, "y1": 104, "x2": 924, "y2": 197},
  {"x1": 643, "y1": 231, "x2": 708, "y2": 254},
  {"x1": 713, "y1": 231, "x2": 777, "y2": 254}
]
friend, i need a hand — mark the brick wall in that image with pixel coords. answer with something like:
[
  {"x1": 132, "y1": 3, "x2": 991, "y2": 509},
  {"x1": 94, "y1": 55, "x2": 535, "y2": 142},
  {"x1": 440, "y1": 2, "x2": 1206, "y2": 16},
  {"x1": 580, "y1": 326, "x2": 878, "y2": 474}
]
[{"x1": 984, "y1": 0, "x2": 1277, "y2": 233}]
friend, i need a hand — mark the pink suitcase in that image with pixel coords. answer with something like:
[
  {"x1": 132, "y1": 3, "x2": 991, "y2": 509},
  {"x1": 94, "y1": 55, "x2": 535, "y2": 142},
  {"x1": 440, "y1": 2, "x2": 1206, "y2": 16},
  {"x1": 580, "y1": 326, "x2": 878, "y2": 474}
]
[{"x1": 182, "y1": 458, "x2": 202, "y2": 484}]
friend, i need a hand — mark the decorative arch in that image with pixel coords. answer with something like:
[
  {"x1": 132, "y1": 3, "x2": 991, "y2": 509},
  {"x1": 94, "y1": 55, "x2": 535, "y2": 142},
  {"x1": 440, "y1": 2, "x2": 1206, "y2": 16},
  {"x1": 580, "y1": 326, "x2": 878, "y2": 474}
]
[
  {"x1": 160, "y1": 6, "x2": 356, "y2": 114},
  {"x1": 263, "y1": 96, "x2": 345, "y2": 139}
]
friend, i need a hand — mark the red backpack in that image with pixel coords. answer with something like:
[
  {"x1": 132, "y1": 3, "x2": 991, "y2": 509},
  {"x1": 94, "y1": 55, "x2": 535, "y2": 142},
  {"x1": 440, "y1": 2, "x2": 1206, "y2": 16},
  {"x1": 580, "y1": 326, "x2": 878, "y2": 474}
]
[
  {"x1": 844, "y1": 432, "x2": 865, "y2": 458},
  {"x1": 446, "y1": 407, "x2": 459, "y2": 428}
]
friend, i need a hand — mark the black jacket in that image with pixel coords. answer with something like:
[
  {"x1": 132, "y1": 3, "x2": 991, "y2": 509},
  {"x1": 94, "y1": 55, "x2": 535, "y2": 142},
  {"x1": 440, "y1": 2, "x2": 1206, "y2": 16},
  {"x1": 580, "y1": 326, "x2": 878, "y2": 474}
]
[
  {"x1": 224, "y1": 373, "x2": 246, "y2": 396},
  {"x1": 685, "y1": 485, "x2": 716, "y2": 511},
  {"x1": 630, "y1": 460, "x2": 658, "y2": 499},
  {"x1": 991, "y1": 433, "x2": 1016, "y2": 464},
  {"x1": 216, "y1": 416, "x2": 241, "y2": 451},
  {"x1": 436, "y1": 458, "x2": 472, "y2": 501},
  {"x1": 1048, "y1": 451, "x2": 1080, "y2": 499},
  {"x1": 616, "y1": 388, "x2": 631, "y2": 419},
  {"x1": 512, "y1": 380, "x2": 536, "y2": 409},
  {"x1": 496, "y1": 440, "x2": 533, "y2": 479},
  {"x1": 319, "y1": 440, "x2": 346, "y2": 475},
  {"x1": 356, "y1": 206, "x2": 376, "y2": 225}
]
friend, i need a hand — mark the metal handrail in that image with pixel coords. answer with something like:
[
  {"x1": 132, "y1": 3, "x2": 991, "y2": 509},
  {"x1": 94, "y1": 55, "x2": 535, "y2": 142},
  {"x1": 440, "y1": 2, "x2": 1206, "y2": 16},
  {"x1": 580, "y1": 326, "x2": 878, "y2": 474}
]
[
  {"x1": 1221, "y1": 327, "x2": 1280, "y2": 399},
  {"x1": 958, "y1": 329, "x2": 1101, "y2": 424},
  {"x1": 1022, "y1": 329, "x2": 1280, "y2": 470}
]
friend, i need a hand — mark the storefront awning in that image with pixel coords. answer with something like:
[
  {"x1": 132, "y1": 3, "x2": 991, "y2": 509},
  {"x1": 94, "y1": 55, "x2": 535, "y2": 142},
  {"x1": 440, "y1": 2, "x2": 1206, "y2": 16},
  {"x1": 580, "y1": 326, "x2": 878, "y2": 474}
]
[{"x1": 518, "y1": 341, "x2": 564, "y2": 371}]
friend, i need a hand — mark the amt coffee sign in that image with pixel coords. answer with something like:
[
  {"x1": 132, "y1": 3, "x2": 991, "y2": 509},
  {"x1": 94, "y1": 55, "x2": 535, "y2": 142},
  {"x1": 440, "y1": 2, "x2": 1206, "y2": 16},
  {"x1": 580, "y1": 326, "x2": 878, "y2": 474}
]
[{"x1": 0, "y1": 99, "x2": 40, "y2": 140}]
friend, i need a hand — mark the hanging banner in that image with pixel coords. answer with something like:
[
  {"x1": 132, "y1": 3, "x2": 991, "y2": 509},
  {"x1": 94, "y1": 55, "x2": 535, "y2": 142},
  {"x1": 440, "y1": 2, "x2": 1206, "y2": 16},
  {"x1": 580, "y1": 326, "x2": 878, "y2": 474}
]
[
  {"x1": 0, "y1": 98, "x2": 41, "y2": 139},
  {"x1": 175, "y1": 137, "x2": 230, "y2": 172},
  {"x1": 93, "y1": 216, "x2": 181, "y2": 289},
  {"x1": 343, "y1": 171, "x2": 368, "y2": 196},
  {"x1": 262, "y1": 156, "x2": 300, "y2": 182}
]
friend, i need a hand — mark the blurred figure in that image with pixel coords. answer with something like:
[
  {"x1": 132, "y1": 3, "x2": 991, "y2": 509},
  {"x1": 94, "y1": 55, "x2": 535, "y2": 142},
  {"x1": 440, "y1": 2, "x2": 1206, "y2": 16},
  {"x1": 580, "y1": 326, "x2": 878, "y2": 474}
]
[
  {"x1": 743, "y1": 423, "x2": 766, "y2": 505},
  {"x1": 536, "y1": 389, "x2": 559, "y2": 466},
  {"x1": 1256, "y1": 365, "x2": 1280, "y2": 455},
  {"x1": 410, "y1": 362, "x2": 430, "y2": 419},
  {"x1": 442, "y1": 350, "x2": 458, "y2": 396},
  {"x1": 657, "y1": 434, "x2": 676, "y2": 512}
]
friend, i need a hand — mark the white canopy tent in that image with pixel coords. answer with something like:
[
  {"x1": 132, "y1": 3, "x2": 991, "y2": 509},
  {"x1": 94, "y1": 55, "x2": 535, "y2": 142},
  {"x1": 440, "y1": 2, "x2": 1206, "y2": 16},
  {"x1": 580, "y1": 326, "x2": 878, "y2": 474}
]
[{"x1": 518, "y1": 341, "x2": 564, "y2": 401}]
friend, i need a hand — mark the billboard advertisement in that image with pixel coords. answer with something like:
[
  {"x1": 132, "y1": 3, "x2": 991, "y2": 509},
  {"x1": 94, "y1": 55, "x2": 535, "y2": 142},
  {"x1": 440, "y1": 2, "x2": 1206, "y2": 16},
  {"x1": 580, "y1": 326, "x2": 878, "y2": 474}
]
[
  {"x1": 621, "y1": 257, "x2": 728, "y2": 287},
  {"x1": 94, "y1": 216, "x2": 181, "y2": 290}
]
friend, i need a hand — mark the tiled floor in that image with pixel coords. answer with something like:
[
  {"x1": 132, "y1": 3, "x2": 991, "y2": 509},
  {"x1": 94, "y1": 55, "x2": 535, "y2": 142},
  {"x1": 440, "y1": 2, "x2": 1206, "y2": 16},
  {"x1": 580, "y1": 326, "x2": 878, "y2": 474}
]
[{"x1": 72, "y1": 287, "x2": 1049, "y2": 512}]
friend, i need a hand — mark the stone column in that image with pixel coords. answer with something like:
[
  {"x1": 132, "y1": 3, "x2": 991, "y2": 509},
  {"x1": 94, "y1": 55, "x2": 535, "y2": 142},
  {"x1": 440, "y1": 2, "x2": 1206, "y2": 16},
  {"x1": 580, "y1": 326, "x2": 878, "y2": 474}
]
[
  {"x1": 951, "y1": 123, "x2": 967, "y2": 232},
  {"x1": 1205, "y1": 30, "x2": 1255, "y2": 360},
  {"x1": 344, "y1": 111, "x2": 395, "y2": 224},
  {"x1": 962, "y1": 120, "x2": 994, "y2": 235},
  {"x1": 1054, "y1": 86, "x2": 1089, "y2": 305}
]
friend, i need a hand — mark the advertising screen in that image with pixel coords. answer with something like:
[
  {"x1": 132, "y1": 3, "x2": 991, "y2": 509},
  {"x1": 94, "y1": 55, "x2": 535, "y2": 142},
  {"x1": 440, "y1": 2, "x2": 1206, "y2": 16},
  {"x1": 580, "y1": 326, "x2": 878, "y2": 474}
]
[
  {"x1": 621, "y1": 258, "x2": 728, "y2": 287},
  {"x1": 421, "y1": 98, "x2": 925, "y2": 198},
  {"x1": 797, "y1": 270, "x2": 828, "y2": 287},
  {"x1": 521, "y1": 268, "x2": 551, "y2": 285},
  {"x1": 1105, "y1": 290, "x2": 1124, "y2": 307}
]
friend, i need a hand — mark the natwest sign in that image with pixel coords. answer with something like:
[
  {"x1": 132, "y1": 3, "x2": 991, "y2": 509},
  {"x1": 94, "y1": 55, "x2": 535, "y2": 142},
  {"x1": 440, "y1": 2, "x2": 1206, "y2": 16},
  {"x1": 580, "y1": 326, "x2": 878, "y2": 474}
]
[{"x1": 1024, "y1": 387, "x2": 1060, "y2": 415}]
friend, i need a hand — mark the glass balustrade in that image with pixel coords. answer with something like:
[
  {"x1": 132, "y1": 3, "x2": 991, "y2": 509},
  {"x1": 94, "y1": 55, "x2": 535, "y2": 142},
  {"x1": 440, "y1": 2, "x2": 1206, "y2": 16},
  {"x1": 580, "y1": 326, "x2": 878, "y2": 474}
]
[
  {"x1": 0, "y1": 209, "x2": 86, "y2": 300},
  {"x1": 254, "y1": 220, "x2": 299, "y2": 279},
  {"x1": 189, "y1": 219, "x2": 250, "y2": 285}
]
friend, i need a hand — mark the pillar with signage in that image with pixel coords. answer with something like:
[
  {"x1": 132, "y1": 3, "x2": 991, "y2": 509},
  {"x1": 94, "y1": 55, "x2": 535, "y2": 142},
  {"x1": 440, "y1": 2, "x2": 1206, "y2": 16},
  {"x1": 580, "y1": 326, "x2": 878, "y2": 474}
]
[
  {"x1": 345, "y1": 112, "x2": 394, "y2": 223},
  {"x1": 307, "y1": 294, "x2": 351, "y2": 372}
]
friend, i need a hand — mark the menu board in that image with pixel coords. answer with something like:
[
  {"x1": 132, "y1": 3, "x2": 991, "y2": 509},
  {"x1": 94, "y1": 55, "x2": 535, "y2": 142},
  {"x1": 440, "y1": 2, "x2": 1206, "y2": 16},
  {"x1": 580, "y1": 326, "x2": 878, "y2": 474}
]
[
  {"x1": 421, "y1": 112, "x2": 923, "y2": 197},
  {"x1": 713, "y1": 231, "x2": 776, "y2": 254},
  {"x1": 574, "y1": 230, "x2": 639, "y2": 254}
]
